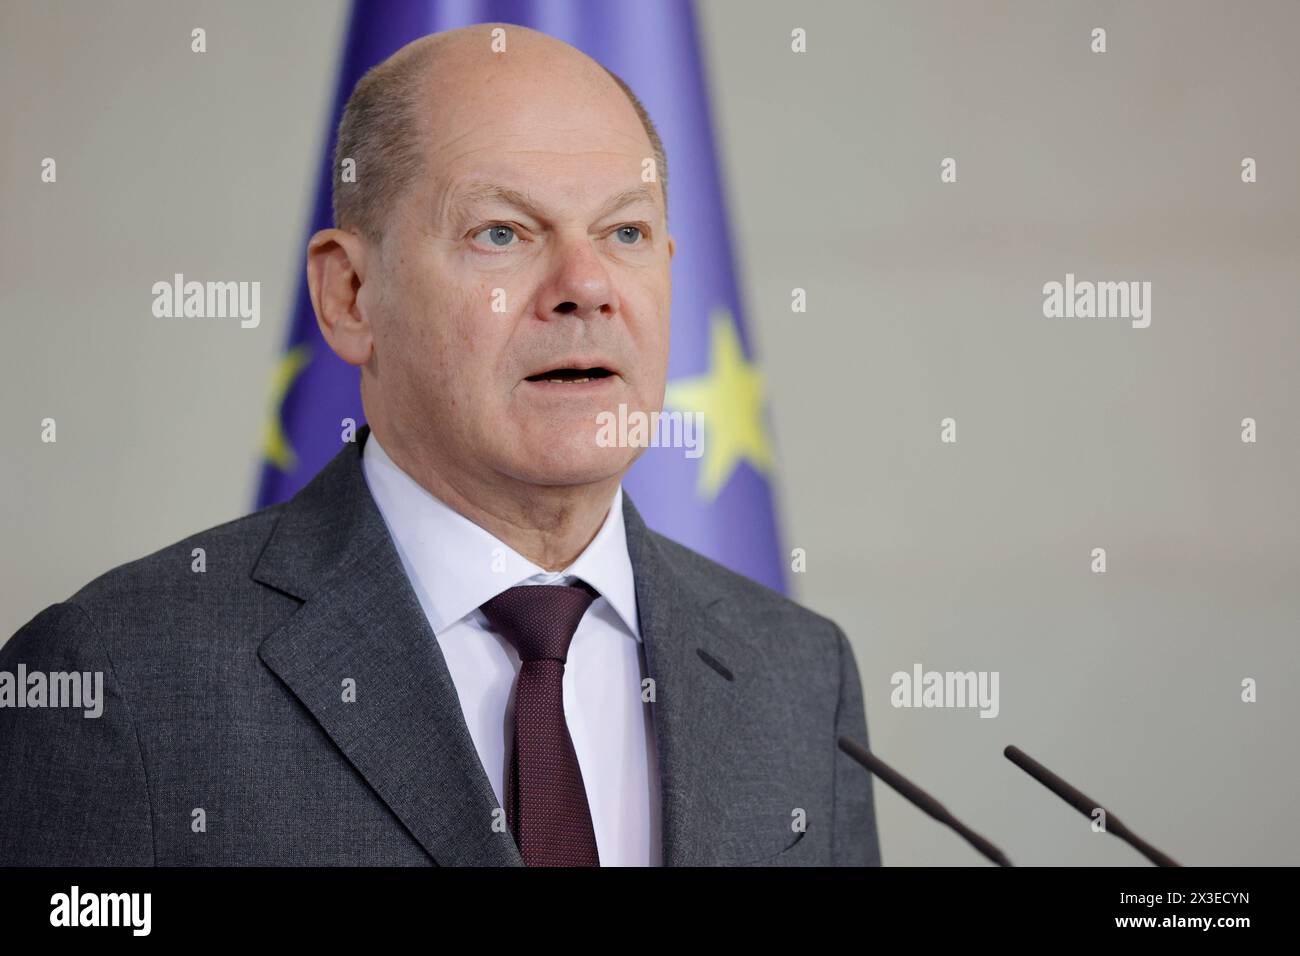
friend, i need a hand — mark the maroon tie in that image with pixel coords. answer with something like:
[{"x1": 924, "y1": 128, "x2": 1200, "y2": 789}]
[{"x1": 480, "y1": 583, "x2": 601, "y2": 866}]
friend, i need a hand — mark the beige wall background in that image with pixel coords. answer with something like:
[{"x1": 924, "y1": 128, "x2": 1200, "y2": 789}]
[{"x1": 2, "y1": 0, "x2": 1296, "y2": 865}]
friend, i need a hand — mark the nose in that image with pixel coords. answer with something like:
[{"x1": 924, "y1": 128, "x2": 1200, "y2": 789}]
[{"x1": 539, "y1": 235, "x2": 617, "y2": 321}]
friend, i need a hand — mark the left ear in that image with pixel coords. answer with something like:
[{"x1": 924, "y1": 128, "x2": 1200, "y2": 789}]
[{"x1": 307, "y1": 227, "x2": 374, "y2": 367}]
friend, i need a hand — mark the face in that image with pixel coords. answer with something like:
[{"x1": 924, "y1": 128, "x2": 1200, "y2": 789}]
[{"x1": 361, "y1": 47, "x2": 673, "y2": 490}]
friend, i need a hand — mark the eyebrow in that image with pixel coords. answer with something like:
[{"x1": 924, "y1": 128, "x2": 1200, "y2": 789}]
[{"x1": 447, "y1": 181, "x2": 660, "y2": 223}]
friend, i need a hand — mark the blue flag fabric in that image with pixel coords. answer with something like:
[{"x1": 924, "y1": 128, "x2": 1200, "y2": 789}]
[{"x1": 257, "y1": 0, "x2": 786, "y2": 593}]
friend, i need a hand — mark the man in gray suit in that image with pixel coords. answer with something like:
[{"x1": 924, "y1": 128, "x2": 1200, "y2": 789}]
[{"x1": 0, "y1": 25, "x2": 879, "y2": 866}]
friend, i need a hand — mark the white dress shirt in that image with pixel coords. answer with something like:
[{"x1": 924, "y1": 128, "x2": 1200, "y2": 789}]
[{"x1": 361, "y1": 433, "x2": 661, "y2": 866}]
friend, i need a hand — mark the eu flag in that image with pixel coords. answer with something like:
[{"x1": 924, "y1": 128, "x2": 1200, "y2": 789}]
[{"x1": 257, "y1": 0, "x2": 786, "y2": 592}]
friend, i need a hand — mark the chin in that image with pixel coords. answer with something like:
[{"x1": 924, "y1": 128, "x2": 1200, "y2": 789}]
[{"x1": 510, "y1": 434, "x2": 637, "y2": 488}]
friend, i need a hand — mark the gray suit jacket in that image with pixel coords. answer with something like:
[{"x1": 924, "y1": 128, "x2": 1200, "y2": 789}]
[{"x1": 0, "y1": 428, "x2": 880, "y2": 866}]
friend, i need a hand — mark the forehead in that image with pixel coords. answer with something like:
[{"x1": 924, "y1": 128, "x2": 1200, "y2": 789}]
[{"x1": 417, "y1": 63, "x2": 654, "y2": 210}]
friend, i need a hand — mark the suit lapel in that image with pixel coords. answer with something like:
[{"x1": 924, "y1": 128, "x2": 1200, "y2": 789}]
[
  {"x1": 250, "y1": 426, "x2": 763, "y2": 866},
  {"x1": 622, "y1": 495, "x2": 762, "y2": 866},
  {"x1": 254, "y1": 428, "x2": 523, "y2": 867}
]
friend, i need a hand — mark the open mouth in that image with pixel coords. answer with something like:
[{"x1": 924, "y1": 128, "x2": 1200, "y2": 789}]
[{"x1": 524, "y1": 367, "x2": 615, "y2": 385}]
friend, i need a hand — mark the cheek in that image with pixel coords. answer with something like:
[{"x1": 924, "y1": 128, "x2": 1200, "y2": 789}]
[
  {"x1": 370, "y1": 270, "x2": 454, "y2": 404},
  {"x1": 413, "y1": 275, "x2": 517, "y2": 402},
  {"x1": 629, "y1": 277, "x2": 672, "y2": 384},
  {"x1": 453, "y1": 279, "x2": 514, "y2": 376},
  {"x1": 392, "y1": 265, "x2": 468, "y2": 351}
]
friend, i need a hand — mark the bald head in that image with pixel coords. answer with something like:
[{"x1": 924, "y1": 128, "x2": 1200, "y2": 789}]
[
  {"x1": 308, "y1": 21, "x2": 676, "y2": 531},
  {"x1": 332, "y1": 24, "x2": 667, "y2": 243}
]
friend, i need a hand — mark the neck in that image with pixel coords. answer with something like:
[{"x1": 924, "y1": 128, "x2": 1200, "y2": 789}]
[{"x1": 372, "y1": 430, "x2": 619, "y2": 572}]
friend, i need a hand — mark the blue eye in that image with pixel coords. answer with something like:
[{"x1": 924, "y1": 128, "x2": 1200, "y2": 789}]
[
  {"x1": 475, "y1": 224, "x2": 516, "y2": 247},
  {"x1": 614, "y1": 226, "x2": 643, "y2": 244}
]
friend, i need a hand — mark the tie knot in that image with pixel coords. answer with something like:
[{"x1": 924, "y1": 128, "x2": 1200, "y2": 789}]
[{"x1": 480, "y1": 583, "x2": 597, "y2": 663}]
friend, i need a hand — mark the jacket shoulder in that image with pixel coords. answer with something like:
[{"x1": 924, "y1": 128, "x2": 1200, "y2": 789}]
[
  {"x1": 65, "y1": 503, "x2": 288, "y2": 615},
  {"x1": 647, "y1": 529, "x2": 845, "y2": 642}
]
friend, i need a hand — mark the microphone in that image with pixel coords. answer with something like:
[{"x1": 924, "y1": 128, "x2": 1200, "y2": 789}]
[
  {"x1": 837, "y1": 736, "x2": 1013, "y2": 867},
  {"x1": 1003, "y1": 745, "x2": 1180, "y2": 867}
]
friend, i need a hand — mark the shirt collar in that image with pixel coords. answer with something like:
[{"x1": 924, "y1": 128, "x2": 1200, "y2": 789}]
[{"x1": 361, "y1": 431, "x2": 641, "y2": 641}]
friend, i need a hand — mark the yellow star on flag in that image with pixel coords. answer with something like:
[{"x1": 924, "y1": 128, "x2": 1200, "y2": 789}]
[
  {"x1": 261, "y1": 344, "x2": 311, "y2": 472},
  {"x1": 663, "y1": 308, "x2": 774, "y2": 500}
]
